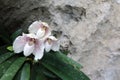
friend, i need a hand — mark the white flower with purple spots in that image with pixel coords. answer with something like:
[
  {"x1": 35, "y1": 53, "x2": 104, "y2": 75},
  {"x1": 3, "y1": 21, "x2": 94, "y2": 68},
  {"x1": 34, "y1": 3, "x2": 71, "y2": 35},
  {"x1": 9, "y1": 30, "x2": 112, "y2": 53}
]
[
  {"x1": 28, "y1": 21, "x2": 51, "y2": 40},
  {"x1": 13, "y1": 33, "x2": 44, "y2": 60},
  {"x1": 45, "y1": 36, "x2": 60, "y2": 52},
  {"x1": 13, "y1": 20, "x2": 60, "y2": 60}
]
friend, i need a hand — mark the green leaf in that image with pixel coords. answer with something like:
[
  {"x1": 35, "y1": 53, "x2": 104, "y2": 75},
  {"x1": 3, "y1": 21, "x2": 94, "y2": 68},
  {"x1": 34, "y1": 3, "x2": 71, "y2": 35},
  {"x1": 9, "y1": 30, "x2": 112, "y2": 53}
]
[
  {"x1": 43, "y1": 68, "x2": 57, "y2": 78},
  {"x1": 0, "y1": 56, "x2": 17, "y2": 77},
  {"x1": 10, "y1": 29, "x2": 22, "y2": 41},
  {"x1": 0, "y1": 57, "x2": 25, "y2": 80},
  {"x1": 37, "y1": 64, "x2": 58, "y2": 79},
  {"x1": 35, "y1": 74, "x2": 46, "y2": 80},
  {"x1": 13, "y1": 68, "x2": 22, "y2": 80},
  {"x1": 42, "y1": 52, "x2": 90, "y2": 80},
  {"x1": 56, "y1": 51, "x2": 83, "y2": 69},
  {"x1": 20, "y1": 63, "x2": 30, "y2": 80},
  {"x1": 31, "y1": 64, "x2": 47, "y2": 80},
  {"x1": 0, "y1": 52, "x2": 14, "y2": 64},
  {"x1": 7, "y1": 46, "x2": 13, "y2": 52},
  {"x1": 56, "y1": 52, "x2": 83, "y2": 69}
]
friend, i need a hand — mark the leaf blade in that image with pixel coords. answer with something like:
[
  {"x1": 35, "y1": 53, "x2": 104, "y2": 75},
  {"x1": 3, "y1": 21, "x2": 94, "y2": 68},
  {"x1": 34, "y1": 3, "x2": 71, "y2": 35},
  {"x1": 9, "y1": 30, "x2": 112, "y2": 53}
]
[
  {"x1": 0, "y1": 57, "x2": 25, "y2": 80},
  {"x1": 0, "y1": 56, "x2": 17, "y2": 77},
  {"x1": 42, "y1": 52, "x2": 90, "y2": 80},
  {"x1": 0, "y1": 52, "x2": 14, "y2": 64},
  {"x1": 20, "y1": 63, "x2": 30, "y2": 80},
  {"x1": 56, "y1": 51, "x2": 83, "y2": 69},
  {"x1": 7, "y1": 46, "x2": 13, "y2": 52}
]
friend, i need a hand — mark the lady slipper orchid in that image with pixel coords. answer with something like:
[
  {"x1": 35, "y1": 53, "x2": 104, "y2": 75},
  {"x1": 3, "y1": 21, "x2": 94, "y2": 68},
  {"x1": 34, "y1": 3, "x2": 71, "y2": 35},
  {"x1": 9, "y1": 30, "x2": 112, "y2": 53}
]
[
  {"x1": 45, "y1": 36, "x2": 60, "y2": 52},
  {"x1": 13, "y1": 33, "x2": 45, "y2": 60},
  {"x1": 28, "y1": 21, "x2": 51, "y2": 40},
  {"x1": 13, "y1": 20, "x2": 61, "y2": 61}
]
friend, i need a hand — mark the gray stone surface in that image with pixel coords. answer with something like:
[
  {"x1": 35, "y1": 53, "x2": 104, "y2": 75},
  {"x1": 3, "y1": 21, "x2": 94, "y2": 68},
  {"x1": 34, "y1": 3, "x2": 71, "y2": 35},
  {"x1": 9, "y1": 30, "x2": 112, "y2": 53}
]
[{"x1": 0, "y1": 0, "x2": 120, "y2": 80}]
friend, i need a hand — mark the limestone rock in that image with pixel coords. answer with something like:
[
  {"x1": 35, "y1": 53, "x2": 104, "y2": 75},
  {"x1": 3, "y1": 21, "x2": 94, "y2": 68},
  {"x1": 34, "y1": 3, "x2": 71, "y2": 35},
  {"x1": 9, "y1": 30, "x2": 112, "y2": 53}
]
[{"x1": 0, "y1": 0, "x2": 120, "y2": 80}]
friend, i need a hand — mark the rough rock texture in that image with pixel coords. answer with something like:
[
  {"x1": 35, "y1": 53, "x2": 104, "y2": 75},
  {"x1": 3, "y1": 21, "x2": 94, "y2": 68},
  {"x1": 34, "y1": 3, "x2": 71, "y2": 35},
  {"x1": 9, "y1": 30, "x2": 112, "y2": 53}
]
[{"x1": 0, "y1": 0, "x2": 120, "y2": 80}]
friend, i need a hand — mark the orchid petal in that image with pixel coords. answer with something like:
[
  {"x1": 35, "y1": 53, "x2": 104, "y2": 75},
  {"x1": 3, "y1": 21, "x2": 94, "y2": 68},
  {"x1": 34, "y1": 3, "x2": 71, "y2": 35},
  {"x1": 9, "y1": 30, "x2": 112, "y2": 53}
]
[
  {"x1": 45, "y1": 36, "x2": 58, "y2": 52},
  {"x1": 33, "y1": 41, "x2": 45, "y2": 60},
  {"x1": 28, "y1": 21, "x2": 42, "y2": 34},
  {"x1": 36, "y1": 29, "x2": 46, "y2": 38},
  {"x1": 42, "y1": 22, "x2": 49, "y2": 27},
  {"x1": 40, "y1": 30, "x2": 51, "y2": 40},
  {"x1": 45, "y1": 41, "x2": 52, "y2": 52},
  {"x1": 26, "y1": 33, "x2": 37, "y2": 39},
  {"x1": 44, "y1": 27, "x2": 51, "y2": 38},
  {"x1": 48, "y1": 36, "x2": 57, "y2": 41},
  {"x1": 41, "y1": 22, "x2": 51, "y2": 39},
  {"x1": 52, "y1": 41, "x2": 60, "y2": 51},
  {"x1": 23, "y1": 43, "x2": 34, "y2": 56},
  {"x1": 13, "y1": 36, "x2": 26, "y2": 53}
]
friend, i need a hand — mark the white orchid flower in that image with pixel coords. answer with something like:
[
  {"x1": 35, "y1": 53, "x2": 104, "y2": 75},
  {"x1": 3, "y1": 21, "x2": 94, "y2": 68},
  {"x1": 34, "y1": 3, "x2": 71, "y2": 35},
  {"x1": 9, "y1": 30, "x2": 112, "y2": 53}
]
[
  {"x1": 28, "y1": 21, "x2": 51, "y2": 40},
  {"x1": 13, "y1": 33, "x2": 45, "y2": 60},
  {"x1": 45, "y1": 36, "x2": 60, "y2": 52}
]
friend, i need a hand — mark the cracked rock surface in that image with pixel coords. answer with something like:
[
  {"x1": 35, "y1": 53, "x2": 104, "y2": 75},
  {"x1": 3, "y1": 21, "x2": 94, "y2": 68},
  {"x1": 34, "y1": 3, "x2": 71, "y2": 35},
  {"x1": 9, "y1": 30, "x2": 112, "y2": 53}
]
[{"x1": 0, "y1": 0, "x2": 120, "y2": 80}]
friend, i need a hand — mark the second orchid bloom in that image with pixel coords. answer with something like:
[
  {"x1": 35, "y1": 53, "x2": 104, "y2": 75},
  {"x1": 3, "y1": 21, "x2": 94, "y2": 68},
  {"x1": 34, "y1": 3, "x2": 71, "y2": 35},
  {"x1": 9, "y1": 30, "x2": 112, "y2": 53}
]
[{"x1": 13, "y1": 21, "x2": 60, "y2": 60}]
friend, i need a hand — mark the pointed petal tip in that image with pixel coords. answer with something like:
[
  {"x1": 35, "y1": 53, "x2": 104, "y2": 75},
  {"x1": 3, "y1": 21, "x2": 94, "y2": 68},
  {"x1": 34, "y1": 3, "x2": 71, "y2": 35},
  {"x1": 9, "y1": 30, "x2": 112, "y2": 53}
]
[{"x1": 33, "y1": 42, "x2": 45, "y2": 60}]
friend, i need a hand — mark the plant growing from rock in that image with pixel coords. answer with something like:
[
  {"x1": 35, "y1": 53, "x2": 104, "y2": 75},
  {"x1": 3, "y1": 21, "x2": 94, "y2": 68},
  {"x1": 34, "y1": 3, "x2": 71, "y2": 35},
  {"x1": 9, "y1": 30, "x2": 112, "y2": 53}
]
[{"x1": 0, "y1": 20, "x2": 90, "y2": 80}]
